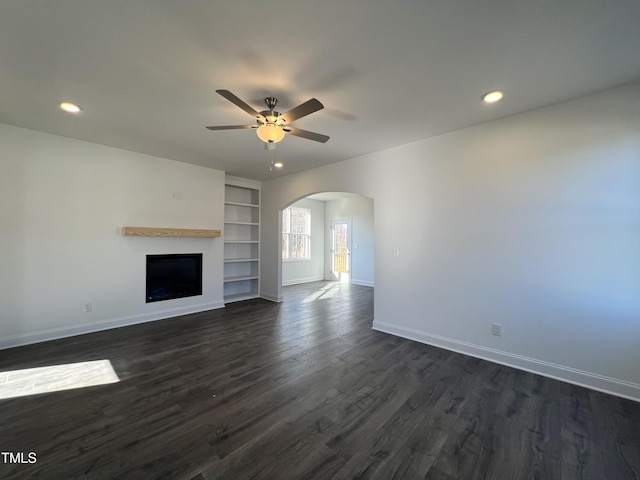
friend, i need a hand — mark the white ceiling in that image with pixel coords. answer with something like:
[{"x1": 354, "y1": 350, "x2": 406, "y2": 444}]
[{"x1": 1, "y1": 1, "x2": 639, "y2": 181}]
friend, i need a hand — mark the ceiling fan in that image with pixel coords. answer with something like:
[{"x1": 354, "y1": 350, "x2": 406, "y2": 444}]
[{"x1": 206, "y1": 89, "x2": 329, "y2": 145}]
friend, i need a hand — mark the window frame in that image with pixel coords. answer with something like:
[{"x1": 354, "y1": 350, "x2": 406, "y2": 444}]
[{"x1": 282, "y1": 206, "x2": 311, "y2": 262}]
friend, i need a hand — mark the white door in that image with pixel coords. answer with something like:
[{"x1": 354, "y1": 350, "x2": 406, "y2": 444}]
[{"x1": 331, "y1": 219, "x2": 351, "y2": 282}]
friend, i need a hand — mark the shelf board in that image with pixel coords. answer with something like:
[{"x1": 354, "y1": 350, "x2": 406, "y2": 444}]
[
  {"x1": 224, "y1": 240, "x2": 259, "y2": 244},
  {"x1": 225, "y1": 201, "x2": 259, "y2": 208},
  {"x1": 224, "y1": 275, "x2": 259, "y2": 283},
  {"x1": 122, "y1": 227, "x2": 221, "y2": 237},
  {"x1": 224, "y1": 221, "x2": 260, "y2": 226},
  {"x1": 224, "y1": 258, "x2": 259, "y2": 263}
]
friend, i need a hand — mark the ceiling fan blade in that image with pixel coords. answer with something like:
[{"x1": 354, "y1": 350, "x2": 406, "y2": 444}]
[
  {"x1": 280, "y1": 98, "x2": 324, "y2": 124},
  {"x1": 283, "y1": 126, "x2": 329, "y2": 143},
  {"x1": 206, "y1": 125, "x2": 256, "y2": 130},
  {"x1": 215, "y1": 90, "x2": 262, "y2": 119}
]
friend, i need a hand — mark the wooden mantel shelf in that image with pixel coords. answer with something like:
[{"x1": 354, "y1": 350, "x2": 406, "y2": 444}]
[{"x1": 121, "y1": 227, "x2": 221, "y2": 238}]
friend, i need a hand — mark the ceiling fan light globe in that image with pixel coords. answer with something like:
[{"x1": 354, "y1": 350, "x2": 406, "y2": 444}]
[{"x1": 257, "y1": 124, "x2": 285, "y2": 143}]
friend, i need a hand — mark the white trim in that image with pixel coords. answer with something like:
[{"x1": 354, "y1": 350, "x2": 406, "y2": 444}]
[
  {"x1": 224, "y1": 174, "x2": 261, "y2": 190},
  {"x1": 260, "y1": 291, "x2": 283, "y2": 303},
  {"x1": 0, "y1": 301, "x2": 224, "y2": 351},
  {"x1": 351, "y1": 279, "x2": 374, "y2": 287},
  {"x1": 282, "y1": 276, "x2": 326, "y2": 287},
  {"x1": 372, "y1": 320, "x2": 640, "y2": 403}
]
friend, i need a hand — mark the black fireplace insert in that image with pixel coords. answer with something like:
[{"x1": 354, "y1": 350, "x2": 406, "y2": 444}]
[{"x1": 146, "y1": 253, "x2": 202, "y2": 303}]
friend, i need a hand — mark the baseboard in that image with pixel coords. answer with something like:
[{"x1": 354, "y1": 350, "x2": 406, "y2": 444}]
[
  {"x1": 351, "y1": 279, "x2": 374, "y2": 287},
  {"x1": 0, "y1": 301, "x2": 225, "y2": 351},
  {"x1": 260, "y1": 291, "x2": 283, "y2": 303},
  {"x1": 282, "y1": 276, "x2": 325, "y2": 287},
  {"x1": 372, "y1": 320, "x2": 640, "y2": 403}
]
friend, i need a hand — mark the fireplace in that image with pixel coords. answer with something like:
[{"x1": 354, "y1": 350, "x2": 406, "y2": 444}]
[{"x1": 146, "y1": 254, "x2": 203, "y2": 303}]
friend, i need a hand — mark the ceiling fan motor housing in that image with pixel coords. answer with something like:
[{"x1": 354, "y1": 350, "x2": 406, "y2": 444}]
[{"x1": 258, "y1": 110, "x2": 281, "y2": 125}]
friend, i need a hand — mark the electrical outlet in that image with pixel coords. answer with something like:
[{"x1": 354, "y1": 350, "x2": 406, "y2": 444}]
[
  {"x1": 84, "y1": 303, "x2": 93, "y2": 313},
  {"x1": 491, "y1": 323, "x2": 502, "y2": 336}
]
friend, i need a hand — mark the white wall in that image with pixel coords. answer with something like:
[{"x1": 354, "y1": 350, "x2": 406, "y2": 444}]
[
  {"x1": 0, "y1": 123, "x2": 225, "y2": 349},
  {"x1": 260, "y1": 82, "x2": 640, "y2": 401},
  {"x1": 282, "y1": 197, "x2": 325, "y2": 286},
  {"x1": 324, "y1": 196, "x2": 374, "y2": 286}
]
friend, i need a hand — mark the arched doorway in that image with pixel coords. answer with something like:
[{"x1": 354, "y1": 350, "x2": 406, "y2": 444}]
[{"x1": 278, "y1": 192, "x2": 374, "y2": 299}]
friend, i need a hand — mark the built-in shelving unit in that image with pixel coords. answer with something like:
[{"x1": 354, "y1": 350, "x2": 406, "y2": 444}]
[
  {"x1": 121, "y1": 227, "x2": 221, "y2": 237},
  {"x1": 223, "y1": 176, "x2": 261, "y2": 303}
]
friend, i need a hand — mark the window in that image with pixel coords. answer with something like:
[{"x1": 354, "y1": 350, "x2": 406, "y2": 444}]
[{"x1": 282, "y1": 207, "x2": 311, "y2": 260}]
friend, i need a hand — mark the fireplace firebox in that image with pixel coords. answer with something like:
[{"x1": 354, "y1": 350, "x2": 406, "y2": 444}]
[{"x1": 146, "y1": 254, "x2": 203, "y2": 303}]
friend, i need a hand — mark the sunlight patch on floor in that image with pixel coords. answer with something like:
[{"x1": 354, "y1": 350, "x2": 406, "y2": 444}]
[
  {"x1": 302, "y1": 283, "x2": 342, "y2": 303},
  {"x1": 0, "y1": 360, "x2": 119, "y2": 400}
]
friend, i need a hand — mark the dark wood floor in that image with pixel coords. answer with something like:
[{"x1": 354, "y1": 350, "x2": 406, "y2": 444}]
[{"x1": 1, "y1": 281, "x2": 639, "y2": 479}]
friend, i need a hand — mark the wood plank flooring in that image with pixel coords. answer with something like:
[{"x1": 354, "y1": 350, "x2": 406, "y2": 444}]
[{"x1": 1, "y1": 281, "x2": 639, "y2": 479}]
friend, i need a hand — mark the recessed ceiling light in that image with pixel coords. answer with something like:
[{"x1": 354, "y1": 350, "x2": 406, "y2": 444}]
[
  {"x1": 273, "y1": 161, "x2": 283, "y2": 169},
  {"x1": 60, "y1": 102, "x2": 82, "y2": 113},
  {"x1": 482, "y1": 91, "x2": 504, "y2": 104}
]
